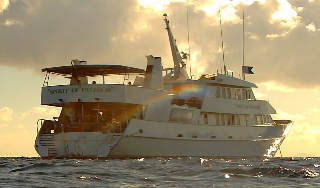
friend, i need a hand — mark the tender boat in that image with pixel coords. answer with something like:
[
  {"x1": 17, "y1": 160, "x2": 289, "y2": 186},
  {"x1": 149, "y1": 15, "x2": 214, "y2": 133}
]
[{"x1": 34, "y1": 15, "x2": 293, "y2": 159}]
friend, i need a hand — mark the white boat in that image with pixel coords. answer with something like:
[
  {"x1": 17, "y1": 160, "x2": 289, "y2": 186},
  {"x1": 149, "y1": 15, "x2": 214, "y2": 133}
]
[{"x1": 34, "y1": 15, "x2": 293, "y2": 159}]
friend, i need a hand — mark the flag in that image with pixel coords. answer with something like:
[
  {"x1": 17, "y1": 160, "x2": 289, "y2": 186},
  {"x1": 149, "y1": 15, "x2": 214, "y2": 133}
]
[{"x1": 242, "y1": 66, "x2": 254, "y2": 74}]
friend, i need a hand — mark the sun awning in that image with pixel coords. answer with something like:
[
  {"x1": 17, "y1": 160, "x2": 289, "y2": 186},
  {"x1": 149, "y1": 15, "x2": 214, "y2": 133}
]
[{"x1": 42, "y1": 64, "x2": 145, "y2": 77}]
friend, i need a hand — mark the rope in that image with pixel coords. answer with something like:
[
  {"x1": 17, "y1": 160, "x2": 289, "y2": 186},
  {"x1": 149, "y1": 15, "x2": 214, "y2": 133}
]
[{"x1": 279, "y1": 146, "x2": 283, "y2": 158}]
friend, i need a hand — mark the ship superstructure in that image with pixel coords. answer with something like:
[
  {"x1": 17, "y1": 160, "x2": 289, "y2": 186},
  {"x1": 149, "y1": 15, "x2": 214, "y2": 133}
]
[{"x1": 35, "y1": 16, "x2": 292, "y2": 159}]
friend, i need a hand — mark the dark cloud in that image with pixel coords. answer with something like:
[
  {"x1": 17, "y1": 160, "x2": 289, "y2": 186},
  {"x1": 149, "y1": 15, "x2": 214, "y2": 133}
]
[{"x1": 0, "y1": 0, "x2": 319, "y2": 90}]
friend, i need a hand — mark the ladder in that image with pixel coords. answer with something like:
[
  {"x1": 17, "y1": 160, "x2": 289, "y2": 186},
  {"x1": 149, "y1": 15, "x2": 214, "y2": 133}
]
[{"x1": 39, "y1": 134, "x2": 57, "y2": 156}]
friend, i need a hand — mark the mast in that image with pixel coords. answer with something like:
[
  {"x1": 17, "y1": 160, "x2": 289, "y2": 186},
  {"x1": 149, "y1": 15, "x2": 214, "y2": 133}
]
[{"x1": 163, "y1": 14, "x2": 189, "y2": 80}]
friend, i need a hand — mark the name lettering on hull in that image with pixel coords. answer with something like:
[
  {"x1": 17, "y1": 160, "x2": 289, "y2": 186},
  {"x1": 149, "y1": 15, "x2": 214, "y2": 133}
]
[
  {"x1": 48, "y1": 87, "x2": 114, "y2": 94},
  {"x1": 236, "y1": 104, "x2": 260, "y2": 109}
]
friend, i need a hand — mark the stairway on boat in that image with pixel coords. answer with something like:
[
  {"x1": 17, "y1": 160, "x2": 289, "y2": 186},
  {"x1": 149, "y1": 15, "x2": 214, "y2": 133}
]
[{"x1": 39, "y1": 133, "x2": 57, "y2": 157}]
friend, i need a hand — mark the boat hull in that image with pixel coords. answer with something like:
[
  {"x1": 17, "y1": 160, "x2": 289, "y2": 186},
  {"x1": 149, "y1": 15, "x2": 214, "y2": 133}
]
[
  {"x1": 35, "y1": 119, "x2": 292, "y2": 159},
  {"x1": 108, "y1": 136, "x2": 277, "y2": 158}
]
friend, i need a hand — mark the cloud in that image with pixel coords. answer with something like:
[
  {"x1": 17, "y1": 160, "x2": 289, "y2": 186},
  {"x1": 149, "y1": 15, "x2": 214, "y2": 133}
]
[
  {"x1": 306, "y1": 23, "x2": 317, "y2": 31},
  {"x1": 0, "y1": 0, "x2": 9, "y2": 13},
  {"x1": 0, "y1": 106, "x2": 13, "y2": 121},
  {"x1": 271, "y1": 0, "x2": 300, "y2": 29},
  {"x1": 3, "y1": 18, "x2": 22, "y2": 26},
  {"x1": 252, "y1": 89, "x2": 269, "y2": 100},
  {"x1": 273, "y1": 109, "x2": 305, "y2": 120},
  {"x1": 0, "y1": 0, "x2": 319, "y2": 91},
  {"x1": 259, "y1": 81, "x2": 295, "y2": 92},
  {"x1": 20, "y1": 106, "x2": 59, "y2": 119}
]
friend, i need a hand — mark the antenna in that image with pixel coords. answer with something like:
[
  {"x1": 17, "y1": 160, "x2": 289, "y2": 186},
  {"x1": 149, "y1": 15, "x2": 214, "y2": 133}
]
[
  {"x1": 218, "y1": 6, "x2": 226, "y2": 74},
  {"x1": 186, "y1": 1, "x2": 192, "y2": 78},
  {"x1": 242, "y1": 4, "x2": 245, "y2": 80}
]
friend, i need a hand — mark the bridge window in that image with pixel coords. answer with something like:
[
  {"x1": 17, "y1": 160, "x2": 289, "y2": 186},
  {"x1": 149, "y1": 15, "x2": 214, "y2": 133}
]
[
  {"x1": 227, "y1": 88, "x2": 231, "y2": 98},
  {"x1": 169, "y1": 108, "x2": 193, "y2": 124},
  {"x1": 216, "y1": 87, "x2": 220, "y2": 98},
  {"x1": 215, "y1": 114, "x2": 220, "y2": 125},
  {"x1": 222, "y1": 87, "x2": 226, "y2": 98},
  {"x1": 221, "y1": 114, "x2": 225, "y2": 125},
  {"x1": 236, "y1": 89, "x2": 241, "y2": 99}
]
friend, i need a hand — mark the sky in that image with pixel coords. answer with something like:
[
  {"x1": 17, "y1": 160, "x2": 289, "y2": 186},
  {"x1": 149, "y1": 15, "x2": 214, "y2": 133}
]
[{"x1": 0, "y1": 0, "x2": 320, "y2": 157}]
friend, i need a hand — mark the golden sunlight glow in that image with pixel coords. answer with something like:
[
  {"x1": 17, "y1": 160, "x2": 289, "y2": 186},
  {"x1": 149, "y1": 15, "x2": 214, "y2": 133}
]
[
  {"x1": 306, "y1": 23, "x2": 316, "y2": 32},
  {"x1": 0, "y1": 0, "x2": 9, "y2": 12},
  {"x1": 200, "y1": 4, "x2": 219, "y2": 16},
  {"x1": 197, "y1": 0, "x2": 266, "y2": 24},
  {"x1": 271, "y1": 0, "x2": 300, "y2": 28},
  {"x1": 266, "y1": 31, "x2": 289, "y2": 39},
  {"x1": 138, "y1": 0, "x2": 185, "y2": 11},
  {"x1": 188, "y1": 51, "x2": 208, "y2": 78},
  {"x1": 220, "y1": 6, "x2": 241, "y2": 23}
]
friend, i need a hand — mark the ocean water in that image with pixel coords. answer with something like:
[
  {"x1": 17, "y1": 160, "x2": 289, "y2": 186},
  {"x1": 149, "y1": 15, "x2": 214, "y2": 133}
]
[{"x1": 0, "y1": 157, "x2": 319, "y2": 188}]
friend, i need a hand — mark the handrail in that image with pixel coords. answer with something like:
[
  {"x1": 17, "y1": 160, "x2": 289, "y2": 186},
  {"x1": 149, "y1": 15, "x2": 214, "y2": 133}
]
[{"x1": 36, "y1": 119, "x2": 45, "y2": 134}]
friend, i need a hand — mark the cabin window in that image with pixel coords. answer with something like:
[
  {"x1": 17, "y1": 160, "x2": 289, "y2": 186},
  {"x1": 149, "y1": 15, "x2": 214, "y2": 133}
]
[
  {"x1": 249, "y1": 90, "x2": 256, "y2": 100},
  {"x1": 263, "y1": 115, "x2": 267, "y2": 124},
  {"x1": 236, "y1": 115, "x2": 240, "y2": 125},
  {"x1": 221, "y1": 114, "x2": 225, "y2": 125},
  {"x1": 242, "y1": 89, "x2": 246, "y2": 99},
  {"x1": 268, "y1": 115, "x2": 273, "y2": 123},
  {"x1": 254, "y1": 115, "x2": 263, "y2": 125},
  {"x1": 222, "y1": 87, "x2": 226, "y2": 98},
  {"x1": 204, "y1": 114, "x2": 208, "y2": 124},
  {"x1": 215, "y1": 114, "x2": 220, "y2": 125},
  {"x1": 245, "y1": 90, "x2": 250, "y2": 99},
  {"x1": 216, "y1": 87, "x2": 221, "y2": 98},
  {"x1": 227, "y1": 115, "x2": 235, "y2": 125},
  {"x1": 227, "y1": 88, "x2": 231, "y2": 98},
  {"x1": 232, "y1": 88, "x2": 236, "y2": 99},
  {"x1": 263, "y1": 115, "x2": 273, "y2": 124},
  {"x1": 226, "y1": 115, "x2": 231, "y2": 125},
  {"x1": 237, "y1": 89, "x2": 241, "y2": 99},
  {"x1": 169, "y1": 108, "x2": 193, "y2": 124},
  {"x1": 231, "y1": 115, "x2": 235, "y2": 125}
]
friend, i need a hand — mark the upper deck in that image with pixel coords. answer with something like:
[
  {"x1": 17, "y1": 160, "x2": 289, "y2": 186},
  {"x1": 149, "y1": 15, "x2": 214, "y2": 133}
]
[{"x1": 42, "y1": 64, "x2": 145, "y2": 76}]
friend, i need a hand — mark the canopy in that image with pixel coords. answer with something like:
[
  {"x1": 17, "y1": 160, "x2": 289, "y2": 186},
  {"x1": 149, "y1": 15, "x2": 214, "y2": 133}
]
[{"x1": 42, "y1": 64, "x2": 145, "y2": 77}]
